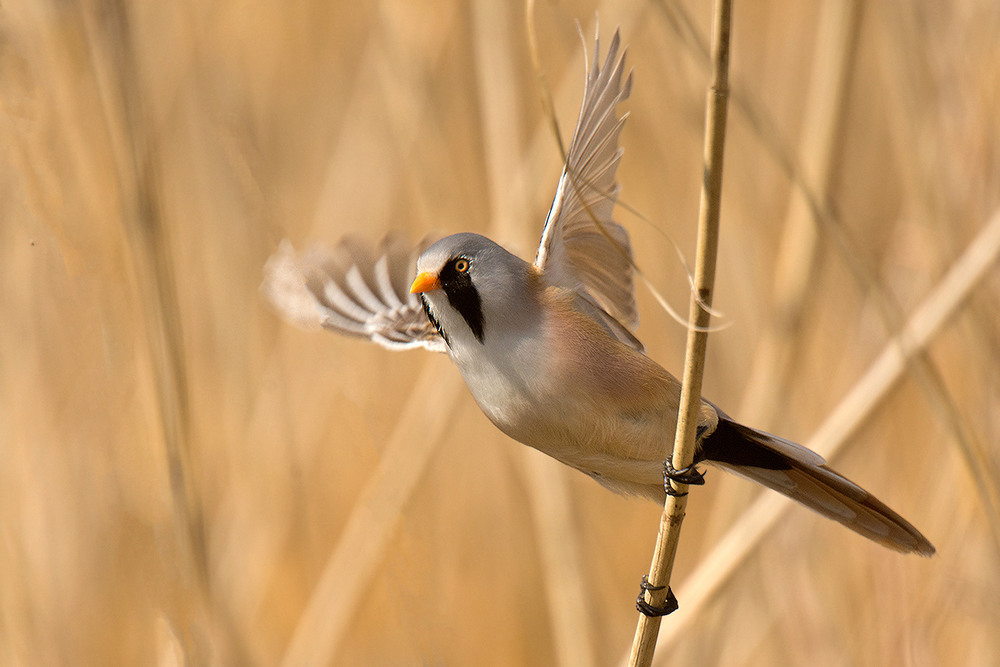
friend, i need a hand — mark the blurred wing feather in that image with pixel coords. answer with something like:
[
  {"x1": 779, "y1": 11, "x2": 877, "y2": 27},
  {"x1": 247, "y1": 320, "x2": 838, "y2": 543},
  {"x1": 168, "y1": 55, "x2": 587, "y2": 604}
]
[{"x1": 261, "y1": 236, "x2": 447, "y2": 353}]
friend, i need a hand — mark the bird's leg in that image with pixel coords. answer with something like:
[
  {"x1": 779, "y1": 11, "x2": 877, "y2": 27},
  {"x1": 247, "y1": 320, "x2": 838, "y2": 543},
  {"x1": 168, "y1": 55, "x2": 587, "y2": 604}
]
[
  {"x1": 635, "y1": 574, "x2": 679, "y2": 617},
  {"x1": 662, "y1": 424, "x2": 708, "y2": 496}
]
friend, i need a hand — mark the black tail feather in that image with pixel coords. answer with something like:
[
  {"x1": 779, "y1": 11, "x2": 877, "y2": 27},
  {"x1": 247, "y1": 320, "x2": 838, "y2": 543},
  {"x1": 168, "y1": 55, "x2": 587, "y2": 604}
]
[{"x1": 699, "y1": 418, "x2": 935, "y2": 556}]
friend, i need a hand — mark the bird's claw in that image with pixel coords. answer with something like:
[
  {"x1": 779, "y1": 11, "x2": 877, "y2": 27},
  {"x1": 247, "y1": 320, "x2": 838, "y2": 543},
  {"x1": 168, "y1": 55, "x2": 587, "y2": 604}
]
[
  {"x1": 635, "y1": 575, "x2": 679, "y2": 617},
  {"x1": 663, "y1": 459, "x2": 706, "y2": 496}
]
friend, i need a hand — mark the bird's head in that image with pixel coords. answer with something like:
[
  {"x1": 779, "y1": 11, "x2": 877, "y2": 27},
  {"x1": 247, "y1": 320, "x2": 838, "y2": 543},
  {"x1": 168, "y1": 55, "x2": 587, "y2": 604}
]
[{"x1": 410, "y1": 233, "x2": 537, "y2": 350}]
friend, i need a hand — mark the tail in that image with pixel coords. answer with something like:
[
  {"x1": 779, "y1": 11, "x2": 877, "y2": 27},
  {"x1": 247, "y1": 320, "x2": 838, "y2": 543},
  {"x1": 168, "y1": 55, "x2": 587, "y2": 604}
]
[{"x1": 698, "y1": 417, "x2": 935, "y2": 556}]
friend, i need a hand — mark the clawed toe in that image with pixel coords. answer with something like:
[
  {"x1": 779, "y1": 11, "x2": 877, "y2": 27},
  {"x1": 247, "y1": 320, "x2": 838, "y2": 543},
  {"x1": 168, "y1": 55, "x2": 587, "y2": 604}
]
[
  {"x1": 635, "y1": 575, "x2": 679, "y2": 617},
  {"x1": 663, "y1": 459, "x2": 706, "y2": 496}
]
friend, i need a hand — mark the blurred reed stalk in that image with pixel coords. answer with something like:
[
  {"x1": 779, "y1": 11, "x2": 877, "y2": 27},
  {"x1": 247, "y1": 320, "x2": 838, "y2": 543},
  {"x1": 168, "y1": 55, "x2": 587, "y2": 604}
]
[
  {"x1": 736, "y1": 0, "x2": 860, "y2": 427},
  {"x1": 628, "y1": 0, "x2": 732, "y2": 664},
  {"x1": 75, "y1": 3, "x2": 237, "y2": 663},
  {"x1": 280, "y1": 363, "x2": 464, "y2": 667},
  {"x1": 875, "y1": 3, "x2": 1000, "y2": 550}
]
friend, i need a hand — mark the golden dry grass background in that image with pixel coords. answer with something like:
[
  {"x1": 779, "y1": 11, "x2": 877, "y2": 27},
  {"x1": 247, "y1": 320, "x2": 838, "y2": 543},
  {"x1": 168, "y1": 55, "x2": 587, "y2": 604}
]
[{"x1": 3, "y1": 0, "x2": 1000, "y2": 664}]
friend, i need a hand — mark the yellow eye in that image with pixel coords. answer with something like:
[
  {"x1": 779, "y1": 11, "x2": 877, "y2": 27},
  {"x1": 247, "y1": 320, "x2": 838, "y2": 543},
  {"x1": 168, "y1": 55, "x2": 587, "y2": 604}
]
[{"x1": 454, "y1": 258, "x2": 469, "y2": 273}]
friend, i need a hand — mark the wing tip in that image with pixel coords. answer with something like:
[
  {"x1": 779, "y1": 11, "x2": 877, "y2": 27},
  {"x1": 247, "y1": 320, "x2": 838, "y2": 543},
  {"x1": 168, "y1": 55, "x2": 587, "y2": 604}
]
[
  {"x1": 263, "y1": 235, "x2": 446, "y2": 352},
  {"x1": 260, "y1": 239, "x2": 327, "y2": 331}
]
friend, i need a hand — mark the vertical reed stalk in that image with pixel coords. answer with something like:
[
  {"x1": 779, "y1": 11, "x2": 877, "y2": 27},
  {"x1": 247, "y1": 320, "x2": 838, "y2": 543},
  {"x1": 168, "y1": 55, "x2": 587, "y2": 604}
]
[{"x1": 628, "y1": 1, "x2": 733, "y2": 664}]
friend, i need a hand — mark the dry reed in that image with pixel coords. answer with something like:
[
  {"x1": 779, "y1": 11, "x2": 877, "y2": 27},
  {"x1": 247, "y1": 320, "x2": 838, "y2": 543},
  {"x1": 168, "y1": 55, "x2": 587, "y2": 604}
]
[{"x1": 630, "y1": 0, "x2": 731, "y2": 663}]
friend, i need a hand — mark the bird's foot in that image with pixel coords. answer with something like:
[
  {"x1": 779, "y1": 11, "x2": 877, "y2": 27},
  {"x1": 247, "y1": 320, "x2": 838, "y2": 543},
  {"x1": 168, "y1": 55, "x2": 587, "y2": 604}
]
[
  {"x1": 635, "y1": 575, "x2": 679, "y2": 617},
  {"x1": 662, "y1": 459, "x2": 706, "y2": 496}
]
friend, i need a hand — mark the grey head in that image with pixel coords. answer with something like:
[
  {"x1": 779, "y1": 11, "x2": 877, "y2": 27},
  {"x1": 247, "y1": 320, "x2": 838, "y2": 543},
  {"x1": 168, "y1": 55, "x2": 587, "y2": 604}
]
[{"x1": 414, "y1": 233, "x2": 536, "y2": 351}]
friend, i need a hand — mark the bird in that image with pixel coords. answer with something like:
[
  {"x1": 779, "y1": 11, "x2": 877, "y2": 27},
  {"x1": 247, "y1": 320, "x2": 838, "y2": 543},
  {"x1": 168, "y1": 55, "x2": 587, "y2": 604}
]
[{"x1": 262, "y1": 29, "x2": 934, "y2": 557}]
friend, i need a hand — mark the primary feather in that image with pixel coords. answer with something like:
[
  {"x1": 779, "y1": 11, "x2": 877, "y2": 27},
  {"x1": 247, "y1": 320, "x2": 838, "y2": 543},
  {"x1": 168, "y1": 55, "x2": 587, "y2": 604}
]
[{"x1": 535, "y1": 28, "x2": 639, "y2": 338}]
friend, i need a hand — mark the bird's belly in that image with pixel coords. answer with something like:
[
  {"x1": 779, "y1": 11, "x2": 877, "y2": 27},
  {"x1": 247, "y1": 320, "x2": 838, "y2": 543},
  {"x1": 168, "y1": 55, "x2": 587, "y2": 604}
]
[{"x1": 457, "y1": 357, "x2": 670, "y2": 495}]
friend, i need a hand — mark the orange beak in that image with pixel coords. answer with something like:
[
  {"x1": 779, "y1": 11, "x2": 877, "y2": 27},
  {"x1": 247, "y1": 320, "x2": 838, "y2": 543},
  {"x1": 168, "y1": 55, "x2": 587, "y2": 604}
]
[{"x1": 409, "y1": 271, "x2": 442, "y2": 294}]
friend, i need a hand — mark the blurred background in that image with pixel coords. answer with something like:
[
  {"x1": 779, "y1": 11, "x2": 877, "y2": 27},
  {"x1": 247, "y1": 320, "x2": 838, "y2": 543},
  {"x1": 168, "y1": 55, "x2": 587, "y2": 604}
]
[{"x1": 3, "y1": 0, "x2": 1000, "y2": 664}]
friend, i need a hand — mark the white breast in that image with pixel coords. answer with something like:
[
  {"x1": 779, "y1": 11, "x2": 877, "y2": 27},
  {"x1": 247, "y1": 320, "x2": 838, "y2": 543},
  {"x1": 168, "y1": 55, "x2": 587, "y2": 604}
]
[{"x1": 448, "y1": 327, "x2": 551, "y2": 437}]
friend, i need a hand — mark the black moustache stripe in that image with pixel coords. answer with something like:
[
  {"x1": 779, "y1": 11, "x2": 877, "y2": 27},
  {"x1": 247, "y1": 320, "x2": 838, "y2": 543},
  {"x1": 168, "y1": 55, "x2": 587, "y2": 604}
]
[
  {"x1": 439, "y1": 260, "x2": 485, "y2": 344},
  {"x1": 420, "y1": 294, "x2": 451, "y2": 348}
]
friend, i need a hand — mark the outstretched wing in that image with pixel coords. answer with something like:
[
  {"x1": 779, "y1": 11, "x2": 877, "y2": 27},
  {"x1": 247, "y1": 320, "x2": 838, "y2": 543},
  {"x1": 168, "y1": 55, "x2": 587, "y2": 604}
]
[
  {"x1": 261, "y1": 235, "x2": 447, "y2": 353},
  {"x1": 535, "y1": 28, "x2": 638, "y2": 335}
]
